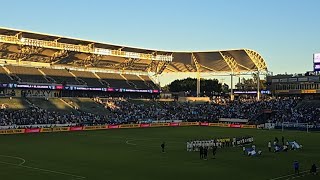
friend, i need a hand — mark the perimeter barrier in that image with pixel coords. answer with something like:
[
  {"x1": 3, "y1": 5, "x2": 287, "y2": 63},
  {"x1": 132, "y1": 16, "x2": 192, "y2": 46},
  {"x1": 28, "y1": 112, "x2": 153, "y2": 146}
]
[{"x1": 0, "y1": 122, "x2": 256, "y2": 135}]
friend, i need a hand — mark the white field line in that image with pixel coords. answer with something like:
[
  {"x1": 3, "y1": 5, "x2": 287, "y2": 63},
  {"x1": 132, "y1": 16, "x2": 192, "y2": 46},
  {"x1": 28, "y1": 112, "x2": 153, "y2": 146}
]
[
  {"x1": 269, "y1": 170, "x2": 310, "y2": 180},
  {"x1": 0, "y1": 159, "x2": 86, "y2": 179},
  {"x1": 0, "y1": 154, "x2": 26, "y2": 165},
  {"x1": 284, "y1": 173, "x2": 310, "y2": 180},
  {"x1": 125, "y1": 139, "x2": 137, "y2": 146}
]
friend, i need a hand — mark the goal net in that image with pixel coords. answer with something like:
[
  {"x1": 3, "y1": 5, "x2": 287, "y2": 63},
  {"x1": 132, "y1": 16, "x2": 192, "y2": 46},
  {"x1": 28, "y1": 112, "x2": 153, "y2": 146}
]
[{"x1": 279, "y1": 122, "x2": 312, "y2": 132}]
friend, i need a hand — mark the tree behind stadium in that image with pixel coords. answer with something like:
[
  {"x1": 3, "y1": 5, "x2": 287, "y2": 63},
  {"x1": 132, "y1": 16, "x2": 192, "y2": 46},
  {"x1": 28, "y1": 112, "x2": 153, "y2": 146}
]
[{"x1": 167, "y1": 78, "x2": 227, "y2": 95}]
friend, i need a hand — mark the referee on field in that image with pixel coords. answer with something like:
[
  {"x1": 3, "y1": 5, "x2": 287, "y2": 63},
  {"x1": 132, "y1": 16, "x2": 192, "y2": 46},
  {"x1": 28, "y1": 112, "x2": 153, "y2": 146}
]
[{"x1": 161, "y1": 142, "x2": 165, "y2": 153}]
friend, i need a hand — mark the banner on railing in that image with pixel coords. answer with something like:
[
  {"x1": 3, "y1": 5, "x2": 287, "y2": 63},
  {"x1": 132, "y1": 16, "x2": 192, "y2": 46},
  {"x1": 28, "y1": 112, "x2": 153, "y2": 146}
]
[
  {"x1": 40, "y1": 128, "x2": 53, "y2": 133},
  {"x1": 208, "y1": 123, "x2": 220, "y2": 127},
  {"x1": 241, "y1": 125, "x2": 256, "y2": 129},
  {"x1": 83, "y1": 126, "x2": 106, "y2": 130},
  {"x1": 119, "y1": 124, "x2": 140, "y2": 129},
  {"x1": 0, "y1": 121, "x2": 259, "y2": 136},
  {"x1": 108, "y1": 125, "x2": 119, "y2": 129},
  {"x1": 230, "y1": 124, "x2": 242, "y2": 128},
  {"x1": 200, "y1": 122, "x2": 209, "y2": 126},
  {"x1": 150, "y1": 123, "x2": 170, "y2": 127},
  {"x1": 219, "y1": 123, "x2": 231, "y2": 128},
  {"x1": 179, "y1": 122, "x2": 199, "y2": 126},
  {"x1": 140, "y1": 123, "x2": 151, "y2": 128},
  {"x1": 25, "y1": 128, "x2": 41, "y2": 133},
  {"x1": 169, "y1": 122, "x2": 180, "y2": 127},
  {"x1": 0, "y1": 129, "x2": 25, "y2": 134},
  {"x1": 70, "y1": 127, "x2": 83, "y2": 131},
  {"x1": 52, "y1": 127, "x2": 70, "y2": 132}
]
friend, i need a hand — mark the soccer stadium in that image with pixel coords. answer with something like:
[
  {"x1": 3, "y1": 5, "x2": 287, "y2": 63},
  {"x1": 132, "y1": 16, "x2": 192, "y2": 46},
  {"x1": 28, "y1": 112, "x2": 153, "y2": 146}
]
[{"x1": 1, "y1": 1, "x2": 320, "y2": 180}]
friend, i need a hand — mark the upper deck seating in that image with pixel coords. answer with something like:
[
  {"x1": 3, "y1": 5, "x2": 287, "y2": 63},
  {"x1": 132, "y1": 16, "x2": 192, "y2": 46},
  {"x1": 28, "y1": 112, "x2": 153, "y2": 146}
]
[
  {"x1": 96, "y1": 72, "x2": 132, "y2": 89},
  {"x1": 6, "y1": 65, "x2": 47, "y2": 83},
  {"x1": 122, "y1": 74, "x2": 149, "y2": 89},
  {"x1": 71, "y1": 70, "x2": 102, "y2": 87},
  {"x1": 41, "y1": 68, "x2": 80, "y2": 85}
]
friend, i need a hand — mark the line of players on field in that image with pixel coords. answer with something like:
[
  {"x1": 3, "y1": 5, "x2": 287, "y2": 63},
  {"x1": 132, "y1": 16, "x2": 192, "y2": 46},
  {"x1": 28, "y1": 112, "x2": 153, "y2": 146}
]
[
  {"x1": 186, "y1": 136, "x2": 254, "y2": 160},
  {"x1": 242, "y1": 136, "x2": 303, "y2": 157},
  {"x1": 267, "y1": 136, "x2": 303, "y2": 153},
  {"x1": 187, "y1": 136, "x2": 254, "y2": 152}
]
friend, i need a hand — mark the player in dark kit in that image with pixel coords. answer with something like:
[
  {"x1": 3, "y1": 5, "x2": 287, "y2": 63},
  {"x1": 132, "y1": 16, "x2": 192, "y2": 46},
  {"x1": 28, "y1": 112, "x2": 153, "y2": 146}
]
[
  {"x1": 203, "y1": 147, "x2": 208, "y2": 160},
  {"x1": 294, "y1": 160, "x2": 299, "y2": 175},
  {"x1": 199, "y1": 146, "x2": 204, "y2": 159},
  {"x1": 310, "y1": 163, "x2": 317, "y2": 175},
  {"x1": 212, "y1": 146, "x2": 217, "y2": 159},
  {"x1": 161, "y1": 142, "x2": 165, "y2": 153}
]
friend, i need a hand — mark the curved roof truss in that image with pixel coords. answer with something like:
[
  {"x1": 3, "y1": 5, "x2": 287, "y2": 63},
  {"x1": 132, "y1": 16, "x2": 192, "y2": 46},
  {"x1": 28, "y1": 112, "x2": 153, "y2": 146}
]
[{"x1": 0, "y1": 27, "x2": 268, "y2": 74}]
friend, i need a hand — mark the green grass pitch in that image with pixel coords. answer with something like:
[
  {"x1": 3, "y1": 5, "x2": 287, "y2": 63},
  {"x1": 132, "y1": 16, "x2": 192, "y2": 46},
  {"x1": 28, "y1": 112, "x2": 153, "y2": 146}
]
[{"x1": 0, "y1": 126, "x2": 319, "y2": 180}]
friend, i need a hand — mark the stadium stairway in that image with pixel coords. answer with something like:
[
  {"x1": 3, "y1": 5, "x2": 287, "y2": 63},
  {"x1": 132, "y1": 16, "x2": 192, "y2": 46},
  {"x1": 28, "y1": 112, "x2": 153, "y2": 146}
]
[
  {"x1": 61, "y1": 98, "x2": 109, "y2": 115},
  {"x1": 0, "y1": 97, "x2": 30, "y2": 110},
  {"x1": 95, "y1": 72, "x2": 133, "y2": 89},
  {"x1": 120, "y1": 74, "x2": 138, "y2": 89},
  {"x1": 295, "y1": 100, "x2": 320, "y2": 109},
  {"x1": 69, "y1": 71, "x2": 86, "y2": 85},
  {"x1": 26, "y1": 98, "x2": 78, "y2": 113},
  {"x1": 0, "y1": 67, "x2": 14, "y2": 83},
  {"x1": 38, "y1": 69, "x2": 54, "y2": 83},
  {"x1": 139, "y1": 75, "x2": 159, "y2": 89},
  {"x1": 251, "y1": 111, "x2": 274, "y2": 124},
  {"x1": 5, "y1": 65, "x2": 48, "y2": 83}
]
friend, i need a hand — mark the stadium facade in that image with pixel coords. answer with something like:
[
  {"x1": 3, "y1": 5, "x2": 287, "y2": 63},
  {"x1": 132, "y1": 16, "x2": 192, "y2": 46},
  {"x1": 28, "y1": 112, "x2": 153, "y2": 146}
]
[
  {"x1": 266, "y1": 53, "x2": 320, "y2": 97},
  {"x1": 267, "y1": 73, "x2": 320, "y2": 97}
]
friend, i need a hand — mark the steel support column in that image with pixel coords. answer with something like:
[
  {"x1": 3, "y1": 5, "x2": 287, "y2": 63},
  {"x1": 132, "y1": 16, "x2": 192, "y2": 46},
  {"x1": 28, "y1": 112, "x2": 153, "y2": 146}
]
[
  {"x1": 192, "y1": 53, "x2": 201, "y2": 97},
  {"x1": 197, "y1": 70, "x2": 200, "y2": 97},
  {"x1": 257, "y1": 71, "x2": 260, "y2": 101},
  {"x1": 230, "y1": 72, "x2": 234, "y2": 101}
]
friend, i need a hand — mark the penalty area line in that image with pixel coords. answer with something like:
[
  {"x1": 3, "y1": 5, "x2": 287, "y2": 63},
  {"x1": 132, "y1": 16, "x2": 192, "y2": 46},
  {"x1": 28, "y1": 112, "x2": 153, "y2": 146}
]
[{"x1": 0, "y1": 160, "x2": 86, "y2": 179}]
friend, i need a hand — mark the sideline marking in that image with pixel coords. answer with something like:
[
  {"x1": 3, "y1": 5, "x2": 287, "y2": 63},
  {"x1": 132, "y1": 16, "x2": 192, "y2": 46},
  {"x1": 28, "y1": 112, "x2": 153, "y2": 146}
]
[
  {"x1": 269, "y1": 170, "x2": 310, "y2": 180},
  {"x1": 0, "y1": 154, "x2": 26, "y2": 165}
]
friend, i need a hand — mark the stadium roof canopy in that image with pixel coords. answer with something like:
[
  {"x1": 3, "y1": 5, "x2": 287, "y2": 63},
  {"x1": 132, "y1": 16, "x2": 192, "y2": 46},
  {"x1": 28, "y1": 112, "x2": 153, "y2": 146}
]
[{"x1": 0, "y1": 27, "x2": 268, "y2": 74}]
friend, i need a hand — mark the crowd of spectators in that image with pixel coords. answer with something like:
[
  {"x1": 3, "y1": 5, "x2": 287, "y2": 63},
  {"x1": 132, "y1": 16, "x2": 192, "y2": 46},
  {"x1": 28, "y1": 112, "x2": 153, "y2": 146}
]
[
  {"x1": 270, "y1": 102, "x2": 320, "y2": 125},
  {"x1": 100, "y1": 97, "x2": 301, "y2": 124},
  {"x1": 0, "y1": 106, "x2": 107, "y2": 127},
  {"x1": 0, "y1": 96, "x2": 320, "y2": 128}
]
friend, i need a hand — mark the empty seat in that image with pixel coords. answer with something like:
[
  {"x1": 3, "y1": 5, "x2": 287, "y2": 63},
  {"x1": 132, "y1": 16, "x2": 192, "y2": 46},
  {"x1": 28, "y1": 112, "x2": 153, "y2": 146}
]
[
  {"x1": 71, "y1": 70, "x2": 102, "y2": 87},
  {"x1": 122, "y1": 74, "x2": 149, "y2": 89},
  {"x1": 96, "y1": 72, "x2": 132, "y2": 89},
  {"x1": 5, "y1": 65, "x2": 47, "y2": 83},
  {"x1": 41, "y1": 68, "x2": 79, "y2": 85},
  {"x1": 0, "y1": 67, "x2": 13, "y2": 83},
  {"x1": 140, "y1": 75, "x2": 158, "y2": 89}
]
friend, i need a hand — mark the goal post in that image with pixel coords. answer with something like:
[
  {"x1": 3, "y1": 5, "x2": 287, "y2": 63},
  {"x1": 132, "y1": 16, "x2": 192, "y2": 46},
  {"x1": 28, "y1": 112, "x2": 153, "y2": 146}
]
[{"x1": 281, "y1": 122, "x2": 310, "y2": 133}]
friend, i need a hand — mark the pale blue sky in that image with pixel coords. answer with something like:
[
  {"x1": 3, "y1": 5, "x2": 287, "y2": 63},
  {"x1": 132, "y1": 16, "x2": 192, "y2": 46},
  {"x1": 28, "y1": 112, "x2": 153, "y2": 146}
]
[{"x1": 0, "y1": 0, "x2": 319, "y2": 85}]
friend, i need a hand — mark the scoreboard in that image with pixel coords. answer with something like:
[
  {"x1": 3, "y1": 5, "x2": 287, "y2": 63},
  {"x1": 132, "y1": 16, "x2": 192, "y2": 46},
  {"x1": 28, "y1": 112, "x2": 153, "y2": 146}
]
[{"x1": 314, "y1": 53, "x2": 320, "y2": 71}]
